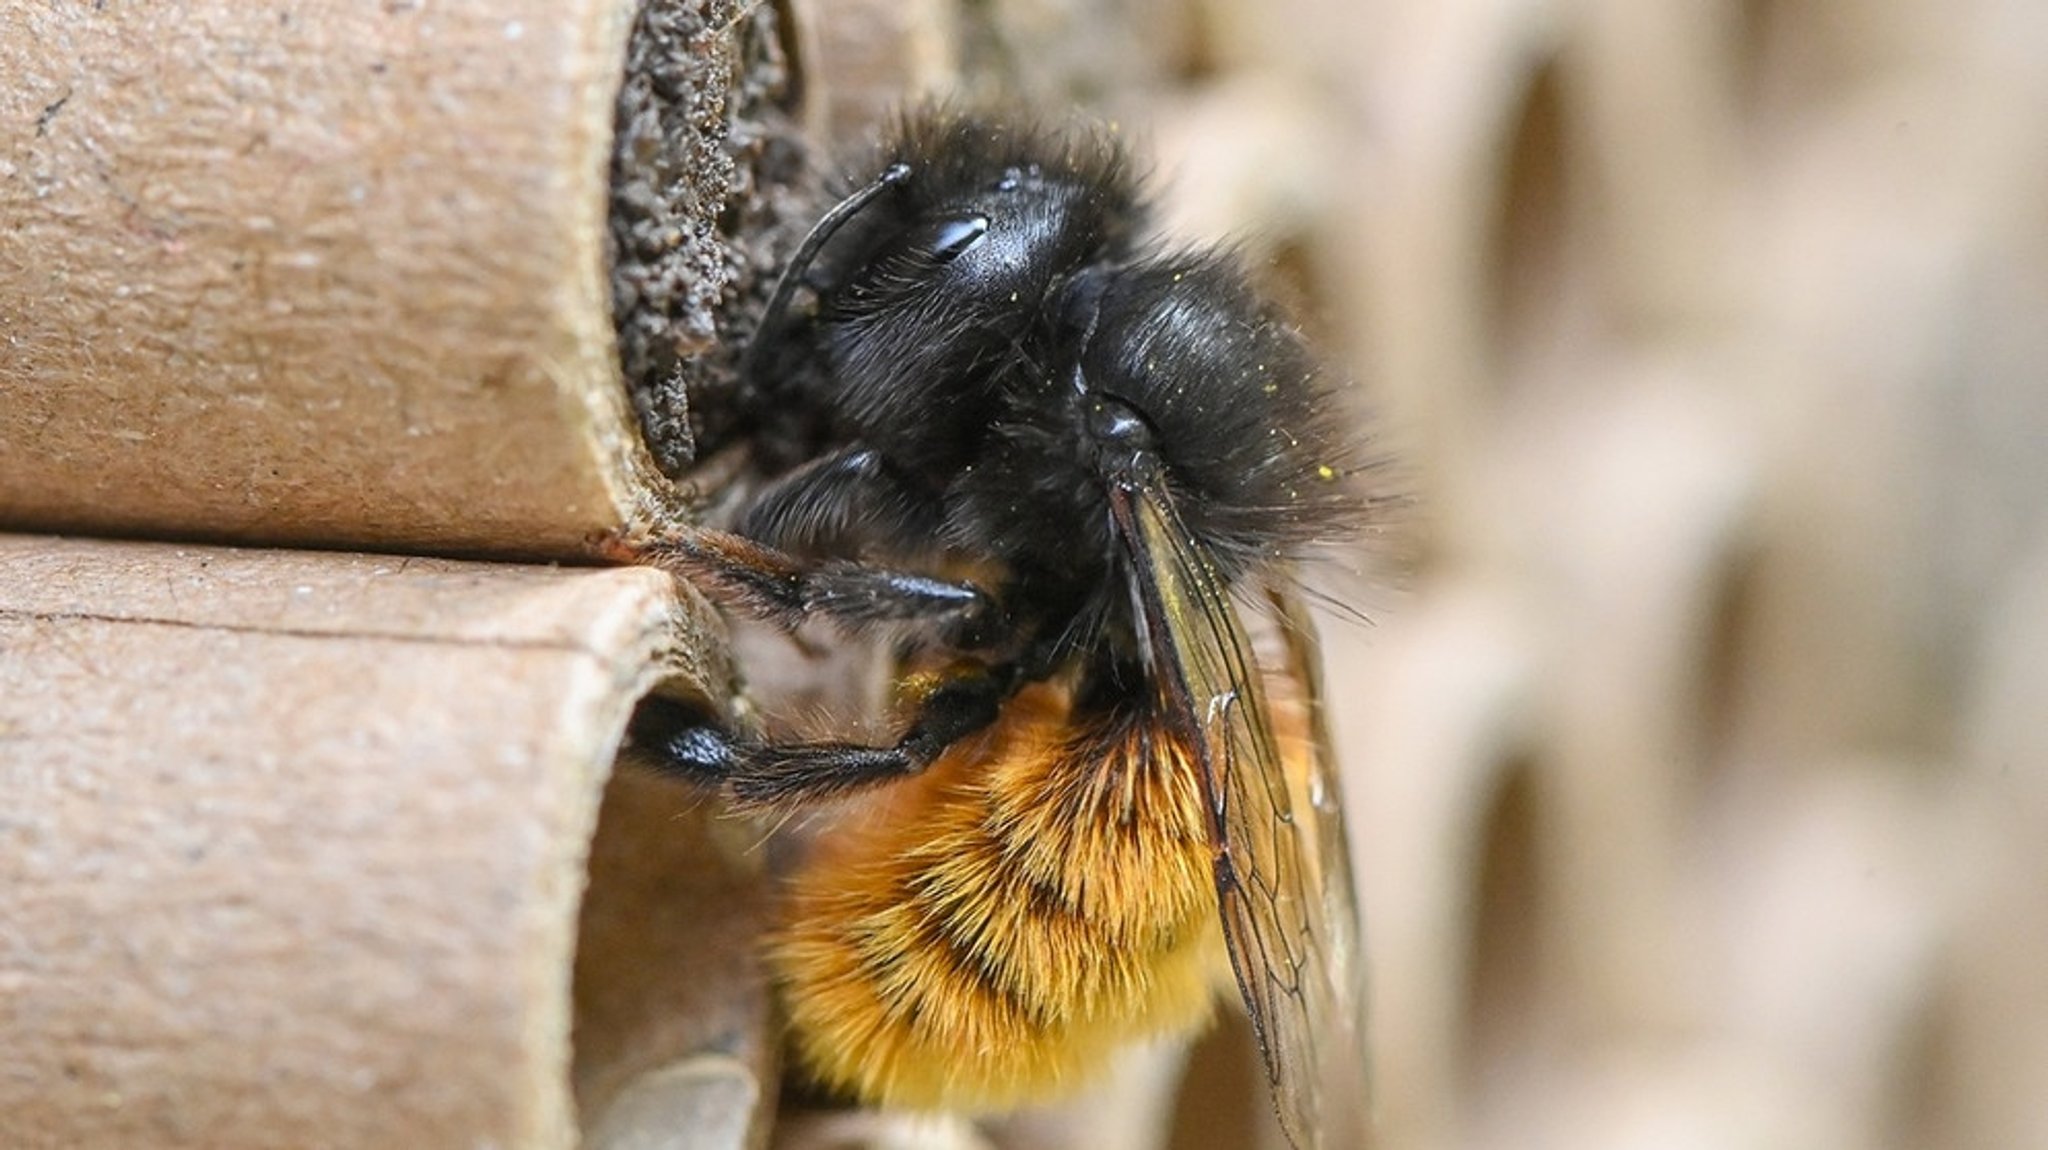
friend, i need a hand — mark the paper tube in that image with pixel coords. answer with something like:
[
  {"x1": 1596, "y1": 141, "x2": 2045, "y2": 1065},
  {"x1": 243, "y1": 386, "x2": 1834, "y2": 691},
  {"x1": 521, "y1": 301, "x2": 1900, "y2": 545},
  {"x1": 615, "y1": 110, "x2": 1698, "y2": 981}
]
[
  {"x1": 0, "y1": 0, "x2": 674, "y2": 556},
  {"x1": 0, "y1": 534, "x2": 768, "y2": 1150}
]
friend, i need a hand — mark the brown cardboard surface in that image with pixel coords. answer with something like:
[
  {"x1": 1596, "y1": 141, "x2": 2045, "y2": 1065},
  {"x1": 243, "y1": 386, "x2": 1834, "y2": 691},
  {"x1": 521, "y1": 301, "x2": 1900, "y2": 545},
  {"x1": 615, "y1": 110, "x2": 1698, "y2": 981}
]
[
  {"x1": 573, "y1": 763, "x2": 777, "y2": 1150},
  {"x1": 0, "y1": 1, "x2": 680, "y2": 557},
  {"x1": 795, "y1": 0, "x2": 957, "y2": 138},
  {"x1": 0, "y1": 534, "x2": 765, "y2": 1150}
]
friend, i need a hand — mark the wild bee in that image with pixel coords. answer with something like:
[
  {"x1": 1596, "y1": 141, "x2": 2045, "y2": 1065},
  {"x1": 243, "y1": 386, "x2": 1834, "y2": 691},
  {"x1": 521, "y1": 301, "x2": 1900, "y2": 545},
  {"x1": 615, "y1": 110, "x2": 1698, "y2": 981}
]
[{"x1": 613, "y1": 107, "x2": 1373, "y2": 1149}]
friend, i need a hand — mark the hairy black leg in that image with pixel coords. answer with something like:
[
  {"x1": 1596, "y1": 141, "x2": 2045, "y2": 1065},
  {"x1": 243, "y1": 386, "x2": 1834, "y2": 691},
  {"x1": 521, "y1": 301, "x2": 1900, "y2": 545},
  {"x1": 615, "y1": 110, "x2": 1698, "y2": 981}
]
[
  {"x1": 619, "y1": 527, "x2": 1002, "y2": 649},
  {"x1": 626, "y1": 695, "x2": 739, "y2": 785},
  {"x1": 629, "y1": 664, "x2": 1016, "y2": 806},
  {"x1": 736, "y1": 444, "x2": 941, "y2": 556}
]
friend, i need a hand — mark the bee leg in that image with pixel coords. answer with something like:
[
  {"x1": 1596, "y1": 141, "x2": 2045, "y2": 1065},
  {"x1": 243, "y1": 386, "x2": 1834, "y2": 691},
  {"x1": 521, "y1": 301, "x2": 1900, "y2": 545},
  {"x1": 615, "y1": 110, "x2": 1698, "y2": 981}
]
[
  {"x1": 628, "y1": 663, "x2": 1013, "y2": 806},
  {"x1": 624, "y1": 695, "x2": 740, "y2": 785},
  {"x1": 617, "y1": 528, "x2": 1001, "y2": 650},
  {"x1": 734, "y1": 444, "x2": 940, "y2": 557}
]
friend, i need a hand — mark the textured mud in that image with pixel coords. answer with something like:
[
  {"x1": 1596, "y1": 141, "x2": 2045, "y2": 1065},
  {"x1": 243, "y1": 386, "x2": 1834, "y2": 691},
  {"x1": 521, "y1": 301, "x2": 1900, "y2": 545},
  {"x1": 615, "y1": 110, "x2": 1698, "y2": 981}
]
[{"x1": 608, "y1": 0, "x2": 816, "y2": 478}]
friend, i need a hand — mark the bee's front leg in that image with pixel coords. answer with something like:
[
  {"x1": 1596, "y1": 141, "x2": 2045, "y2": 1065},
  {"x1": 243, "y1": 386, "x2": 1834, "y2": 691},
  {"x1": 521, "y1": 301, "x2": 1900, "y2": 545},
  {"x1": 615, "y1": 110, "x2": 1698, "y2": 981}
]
[{"x1": 605, "y1": 526, "x2": 1001, "y2": 652}]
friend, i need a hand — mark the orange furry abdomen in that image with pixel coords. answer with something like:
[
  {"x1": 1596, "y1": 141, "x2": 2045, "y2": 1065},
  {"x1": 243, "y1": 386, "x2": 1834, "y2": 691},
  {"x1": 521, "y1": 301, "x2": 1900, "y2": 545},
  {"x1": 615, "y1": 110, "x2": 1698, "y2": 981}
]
[{"x1": 772, "y1": 681, "x2": 1224, "y2": 1110}]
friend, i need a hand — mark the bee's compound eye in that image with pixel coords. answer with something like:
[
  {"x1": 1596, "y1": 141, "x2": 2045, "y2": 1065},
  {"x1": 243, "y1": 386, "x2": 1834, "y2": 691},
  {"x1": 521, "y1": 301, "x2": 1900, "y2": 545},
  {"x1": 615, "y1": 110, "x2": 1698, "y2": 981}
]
[
  {"x1": 1086, "y1": 396, "x2": 1153, "y2": 448},
  {"x1": 920, "y1": 214, "x2": 990, "y2": 262}
]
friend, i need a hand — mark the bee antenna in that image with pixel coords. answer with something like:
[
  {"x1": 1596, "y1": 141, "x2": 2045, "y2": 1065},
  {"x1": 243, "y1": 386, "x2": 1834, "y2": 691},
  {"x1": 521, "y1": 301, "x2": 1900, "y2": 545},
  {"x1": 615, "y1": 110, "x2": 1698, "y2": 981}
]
[{"x1": 741, "y1": 162, "x2": 914, "y2": 387}]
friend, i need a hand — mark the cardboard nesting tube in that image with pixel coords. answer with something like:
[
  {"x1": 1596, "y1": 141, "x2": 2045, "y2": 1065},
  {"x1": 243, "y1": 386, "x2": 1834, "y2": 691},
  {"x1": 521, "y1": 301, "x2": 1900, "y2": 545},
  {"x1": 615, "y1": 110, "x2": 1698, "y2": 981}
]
[
  {"x1": 0, "y1": 0, "x2": 680, "y2": 557},
  {"x1": 0, "y1": 534, "x2": 771, "y2": 1150}
]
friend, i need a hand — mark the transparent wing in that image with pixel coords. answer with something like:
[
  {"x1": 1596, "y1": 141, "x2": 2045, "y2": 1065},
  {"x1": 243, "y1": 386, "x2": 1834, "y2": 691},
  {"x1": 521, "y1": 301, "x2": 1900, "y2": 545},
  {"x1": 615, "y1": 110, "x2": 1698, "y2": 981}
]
[
  {"x1": 1268, "y1": 581, "x2": 1372, "y2": 1144},
  {"x1": 1112, "y1": 479, "x2": 1371, "y2": 1150}
]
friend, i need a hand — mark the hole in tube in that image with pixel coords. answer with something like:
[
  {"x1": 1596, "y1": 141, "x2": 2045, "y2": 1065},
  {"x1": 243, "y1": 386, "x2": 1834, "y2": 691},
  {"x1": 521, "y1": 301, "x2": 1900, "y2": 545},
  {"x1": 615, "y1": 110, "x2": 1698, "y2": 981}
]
[{"x1": 569, "y1": 683, "x2": 775, "y2": 1145}]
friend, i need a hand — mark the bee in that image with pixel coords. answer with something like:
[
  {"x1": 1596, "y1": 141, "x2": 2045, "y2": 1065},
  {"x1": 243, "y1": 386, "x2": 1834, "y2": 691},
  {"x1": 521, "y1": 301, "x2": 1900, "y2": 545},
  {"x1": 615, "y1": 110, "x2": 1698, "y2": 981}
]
[{"x1": 613, "y1": 107, "x2": 1373, "y2": 1149}]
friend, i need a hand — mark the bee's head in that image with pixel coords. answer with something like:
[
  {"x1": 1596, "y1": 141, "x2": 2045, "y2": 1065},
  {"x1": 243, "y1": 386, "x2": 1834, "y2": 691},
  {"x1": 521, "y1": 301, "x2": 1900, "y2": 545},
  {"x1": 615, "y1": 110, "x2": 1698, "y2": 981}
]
[
  {"x1": 796, "y1": 111, "x2": 1148, "y2": 478},
  {"x1": 850, "y1": 113, "x2": 1140, "y2": 305},
  {"x1": 820, "y1": 122, "x2": 1130, "y2": 366}
]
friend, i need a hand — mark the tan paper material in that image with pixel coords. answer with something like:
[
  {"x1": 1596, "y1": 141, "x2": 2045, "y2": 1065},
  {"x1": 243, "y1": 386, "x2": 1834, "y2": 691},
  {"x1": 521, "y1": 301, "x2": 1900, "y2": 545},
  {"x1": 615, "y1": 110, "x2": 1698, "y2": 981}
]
[
  {"x1": 0, "y1": 1, "x2": 678, "y2": 557},
  {"x1": 0, "y1": 534, "x2": 766, "y2": 1150}
]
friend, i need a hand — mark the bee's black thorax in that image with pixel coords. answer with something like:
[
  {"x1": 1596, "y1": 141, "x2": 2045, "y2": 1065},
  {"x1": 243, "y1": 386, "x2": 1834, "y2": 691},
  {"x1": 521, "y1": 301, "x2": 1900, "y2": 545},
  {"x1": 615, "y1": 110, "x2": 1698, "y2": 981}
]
[{"x1": 734, "y1": 105, "x2": 1360, "y2": 675}]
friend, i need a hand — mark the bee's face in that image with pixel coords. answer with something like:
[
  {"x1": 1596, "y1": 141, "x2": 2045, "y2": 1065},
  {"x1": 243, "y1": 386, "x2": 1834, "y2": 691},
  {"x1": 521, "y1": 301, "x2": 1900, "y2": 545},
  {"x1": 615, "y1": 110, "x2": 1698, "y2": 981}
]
[
  {"x1": 803, "y1": 126, "x2": 1139, "y2": 481},
  {"x1": 822, "y1": 117, "x2": 1136, "y2": 329},
  {"x1": 833, "y1": 169, "x2": 1091, "y2": 319}
]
